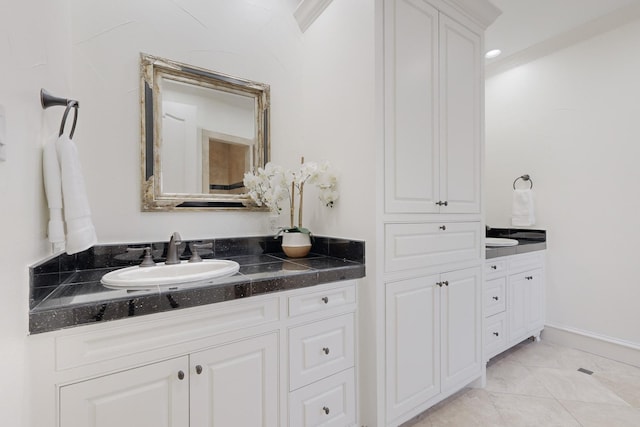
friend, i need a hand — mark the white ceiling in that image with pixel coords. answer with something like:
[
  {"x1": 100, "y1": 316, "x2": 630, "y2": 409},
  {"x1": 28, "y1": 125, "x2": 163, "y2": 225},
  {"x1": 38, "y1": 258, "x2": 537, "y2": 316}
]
[{"x1": 485, "y1": 0, "x2": 640, "y2": 74}]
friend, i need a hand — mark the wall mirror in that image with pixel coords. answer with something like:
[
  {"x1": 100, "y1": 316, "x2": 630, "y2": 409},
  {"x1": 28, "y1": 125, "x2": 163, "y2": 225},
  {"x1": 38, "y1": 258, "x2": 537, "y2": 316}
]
[{"x1": 140, "y1": 53, "x2": 270, "y2": 210}]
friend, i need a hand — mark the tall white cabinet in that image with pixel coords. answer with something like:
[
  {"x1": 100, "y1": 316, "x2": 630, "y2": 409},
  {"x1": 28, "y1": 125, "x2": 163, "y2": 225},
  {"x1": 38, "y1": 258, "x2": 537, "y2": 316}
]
[{"x1": 381, "y1": 0, "x2": 499, "y2": 425}]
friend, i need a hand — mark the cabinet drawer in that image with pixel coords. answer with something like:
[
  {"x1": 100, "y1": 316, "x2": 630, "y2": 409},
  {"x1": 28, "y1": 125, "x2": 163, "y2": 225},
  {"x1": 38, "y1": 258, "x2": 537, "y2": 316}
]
[
  {"x1": 289, "y1": 368, "x2": 356, "y2": 427},
  {"x1": 288, "y1": 283, "x2": 356, "y2": 318},
  {"x1": 385, "y1": 222, "x2": 481, "y2": 272},
  {"x1": 508, "y1": 252, "x2": 543, "y2": 273},
  {"x1": 55, "y1": 297, "x2": 279, "y2": 371},
  {"x1": 484, "y1": 259, "x2": 506, "y2": 276},
  {"x1": 484, "y1": 312, "x2": 507, "y2": 360},
  {"x1": 289, "y1": 313, "x2": 355, "y2": 391},
  {"x1": 483, "y1": 277, "x2": 506, "y2": 317}
]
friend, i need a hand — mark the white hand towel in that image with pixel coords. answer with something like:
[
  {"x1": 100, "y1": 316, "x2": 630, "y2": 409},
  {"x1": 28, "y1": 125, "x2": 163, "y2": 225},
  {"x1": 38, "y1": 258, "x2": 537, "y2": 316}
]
[
  {"x1": 56, "y1": 135, "x2": 97, "y2": 254},
  {"x1": 512, "y1": 189, "x2": 535, "y2": 226},
  {"x1": 43, "y1": 139, "x2": 65, "y2": 246}
]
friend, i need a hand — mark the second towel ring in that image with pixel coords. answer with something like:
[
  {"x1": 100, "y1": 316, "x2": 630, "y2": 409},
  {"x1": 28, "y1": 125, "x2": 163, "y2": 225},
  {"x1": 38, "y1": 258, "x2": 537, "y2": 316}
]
[{"x1": 513, "y1": 174, "x2": 533, "y2": 190}]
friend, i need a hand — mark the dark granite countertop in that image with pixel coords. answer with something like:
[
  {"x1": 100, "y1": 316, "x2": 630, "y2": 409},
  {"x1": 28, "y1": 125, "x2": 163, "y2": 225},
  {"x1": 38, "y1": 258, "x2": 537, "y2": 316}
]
[
  {"x1": 29, "y1": 236, "x2": 365, "y2": 334},
  {"x1": 485, "y1": 228, "x2": 546, "y2": 259}
]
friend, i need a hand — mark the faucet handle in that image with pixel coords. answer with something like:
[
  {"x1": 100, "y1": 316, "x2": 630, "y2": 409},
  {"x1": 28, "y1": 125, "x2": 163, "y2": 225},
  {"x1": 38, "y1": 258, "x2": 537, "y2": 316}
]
[
  {"x1": 189, "y1": 242, "x2": 212, "y2": 263},
  {"x1": 139, "y1": 247, "x2": 156, "y2": 267}
]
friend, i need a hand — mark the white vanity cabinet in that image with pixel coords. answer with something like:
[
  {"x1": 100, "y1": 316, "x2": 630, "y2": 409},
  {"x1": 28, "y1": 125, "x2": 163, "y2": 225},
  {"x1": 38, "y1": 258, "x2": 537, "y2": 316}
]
[
  {"x1": 34, "y1": 280, "x2": 358, "y2": 427},
  {"x1": 385, "y1": 266, "x2": 481, "y2": 423},
  {"x1": 384, "y1": 0, "x2": 482, "y2": 215},
  {"x1": 483, "y1": 252, "x2": 545, "y2": 360}
]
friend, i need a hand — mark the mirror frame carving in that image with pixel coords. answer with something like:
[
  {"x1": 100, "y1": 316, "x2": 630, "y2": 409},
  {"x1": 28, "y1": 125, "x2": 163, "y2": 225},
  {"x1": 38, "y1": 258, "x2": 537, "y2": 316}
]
[{"x1": 140, "y1": 53, "x2": 270, "y2": 211}]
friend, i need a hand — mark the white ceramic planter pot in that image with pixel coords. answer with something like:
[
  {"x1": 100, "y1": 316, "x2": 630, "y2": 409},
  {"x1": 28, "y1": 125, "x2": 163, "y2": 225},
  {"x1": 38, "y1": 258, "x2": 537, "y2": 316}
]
[{"x1": 281, "y1": 232, "x2": 311, "y2": 258}]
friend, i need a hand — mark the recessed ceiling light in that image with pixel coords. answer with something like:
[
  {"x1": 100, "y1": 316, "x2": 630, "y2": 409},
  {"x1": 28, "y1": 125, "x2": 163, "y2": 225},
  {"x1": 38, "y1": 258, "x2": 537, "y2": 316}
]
[{"x1": 485, "y1": 49, "x2": 502, "y2": 59}]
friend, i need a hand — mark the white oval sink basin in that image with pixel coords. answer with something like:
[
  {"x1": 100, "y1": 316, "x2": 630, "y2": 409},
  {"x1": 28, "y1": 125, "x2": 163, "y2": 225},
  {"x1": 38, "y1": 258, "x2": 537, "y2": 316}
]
[
  {"x1": 101, "y1": 259, "x2": 240, "y2": 290},
  {"x1": 486, "y1": 237, "x2": 519, "y2": 247}
]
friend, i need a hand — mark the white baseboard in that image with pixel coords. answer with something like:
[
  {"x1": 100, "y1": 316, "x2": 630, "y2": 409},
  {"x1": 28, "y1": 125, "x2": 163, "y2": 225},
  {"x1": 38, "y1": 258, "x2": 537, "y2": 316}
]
[{"x1": 542, "y1": 323, "x2": 640, "y2": 368}]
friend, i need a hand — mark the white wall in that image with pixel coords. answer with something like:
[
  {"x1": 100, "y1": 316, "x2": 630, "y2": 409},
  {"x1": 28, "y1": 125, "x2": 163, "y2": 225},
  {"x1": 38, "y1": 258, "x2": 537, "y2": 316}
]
[
  {"x1": 0, "y1": 1, "x2": 71, "y2": 425},
  {"x1": 0, "y1": 0, "x2": 377, "y2": 425},
  {"x1": 486, "y1": 18, "x2": 640, "y2": 349}
]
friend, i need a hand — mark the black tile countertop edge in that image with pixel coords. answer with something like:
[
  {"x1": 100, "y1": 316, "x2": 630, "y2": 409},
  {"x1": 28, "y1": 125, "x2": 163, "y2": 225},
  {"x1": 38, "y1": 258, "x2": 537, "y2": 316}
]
[
  {"x1": 29, "y1": 236, "x2": 365, "y2": 334},
  {"x1": 486, "y1": 241, "x2": 547, "y2": 259},
  {"x1": 485, "y1": 228, "x2": 546, "y2": 259}
]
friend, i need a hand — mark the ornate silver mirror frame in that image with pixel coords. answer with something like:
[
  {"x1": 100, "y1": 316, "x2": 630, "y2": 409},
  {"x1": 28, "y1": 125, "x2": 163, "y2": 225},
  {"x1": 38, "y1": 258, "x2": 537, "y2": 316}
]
[{"x1": 140, "y1": 53, "x2": 270, "y2": 211}]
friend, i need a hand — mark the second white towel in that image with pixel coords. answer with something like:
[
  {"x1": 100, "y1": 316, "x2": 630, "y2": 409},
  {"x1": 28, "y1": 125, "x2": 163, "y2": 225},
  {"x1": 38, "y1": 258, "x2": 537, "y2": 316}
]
[{"x1": 512, "y1": 189, "x2": 535, "y2": 227}]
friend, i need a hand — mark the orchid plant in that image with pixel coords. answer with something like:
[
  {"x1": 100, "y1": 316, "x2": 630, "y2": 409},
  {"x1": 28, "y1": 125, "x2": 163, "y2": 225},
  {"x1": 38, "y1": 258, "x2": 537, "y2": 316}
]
[{"x1": 243, "y1": 157, "x2": 339, "y2": 234}]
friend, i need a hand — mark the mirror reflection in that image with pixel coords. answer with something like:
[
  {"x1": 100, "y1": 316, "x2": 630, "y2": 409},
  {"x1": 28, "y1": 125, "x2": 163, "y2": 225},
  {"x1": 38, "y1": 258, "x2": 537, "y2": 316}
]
[{"x1": 140, "y1": 53, "x2": 270, "y2": 210}]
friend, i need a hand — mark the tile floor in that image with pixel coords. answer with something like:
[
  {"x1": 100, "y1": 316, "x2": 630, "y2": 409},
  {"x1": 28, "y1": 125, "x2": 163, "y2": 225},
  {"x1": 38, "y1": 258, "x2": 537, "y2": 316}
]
[{"x1": 404, "y1": 339, "x2": 640, "y2": 427}]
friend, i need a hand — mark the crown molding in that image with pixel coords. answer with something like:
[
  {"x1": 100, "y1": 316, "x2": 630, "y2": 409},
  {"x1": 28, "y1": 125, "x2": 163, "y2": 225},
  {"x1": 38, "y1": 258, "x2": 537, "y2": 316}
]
[
  {"x1": 294, "y1": 0, "x2": 334, "y2": 32},
  {"x1": 486, "y1": 2, "x2": 640, "y2": 78},
  {"x1": 448, "y1": 0, "x2": 502, "y2": 30}
]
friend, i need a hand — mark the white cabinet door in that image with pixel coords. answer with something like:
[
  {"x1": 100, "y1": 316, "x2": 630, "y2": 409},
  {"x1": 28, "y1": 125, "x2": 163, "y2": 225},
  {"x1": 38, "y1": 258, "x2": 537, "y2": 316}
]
[
  {"x1": 385, "y1": 275, "x2": 440, "y2": 422},
  {"x1": 526, "y1": 268, "x2": 545, "y2": 333},
  {"x1": 440, "y1": 267, "x2": 481, "y2": 392},
  {"x1": 384, "y1": 0, "x2": 440, "y2": 214},
  {"x1": 508, "y1": 272, "x2": 528, "y2": 342},
  {"x1": 385, "y1": 267, "x2": 481, "y2": 422},
  {"x1": 384, "y1": 0, "x2": 481, "y2": 215},
  {"x1": 509, "y1": 269, "x2": 544, "y2": 343},
  {"x1": 60, "y1": 356, "x2": 189, "y2": 427},
  {"x1": 438, "y1": 14, "x2": 481, "y2": 214},
  {"x1": 190, "y1": 333, "x2": 279, "y2": 427}
]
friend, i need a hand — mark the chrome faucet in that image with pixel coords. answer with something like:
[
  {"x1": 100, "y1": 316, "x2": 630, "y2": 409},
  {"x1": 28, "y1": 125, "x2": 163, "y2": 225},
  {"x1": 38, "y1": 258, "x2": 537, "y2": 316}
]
[{"x1": 166, "y1": 232, "x2": 182, "y2": 265}]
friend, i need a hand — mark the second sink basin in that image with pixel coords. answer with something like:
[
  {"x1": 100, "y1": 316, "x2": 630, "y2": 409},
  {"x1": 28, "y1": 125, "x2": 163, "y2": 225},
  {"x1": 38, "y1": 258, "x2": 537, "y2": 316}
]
[
  {"x1": 486, "y1": 237, "x2": 519, "y2": 247},
  {"x1": 101, "y1": 259, "x2": 240, "y2": 290}
]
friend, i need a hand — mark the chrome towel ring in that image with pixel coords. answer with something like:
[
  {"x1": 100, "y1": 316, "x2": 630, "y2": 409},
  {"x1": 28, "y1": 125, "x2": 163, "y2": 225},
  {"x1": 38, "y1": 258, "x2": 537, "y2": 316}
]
[
  {"x1": 40, "y1": 89, "x2": 79, "y2": 139},
  {"x1": 513, "y1": 174, "x2": 533, "y2": 190}
]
